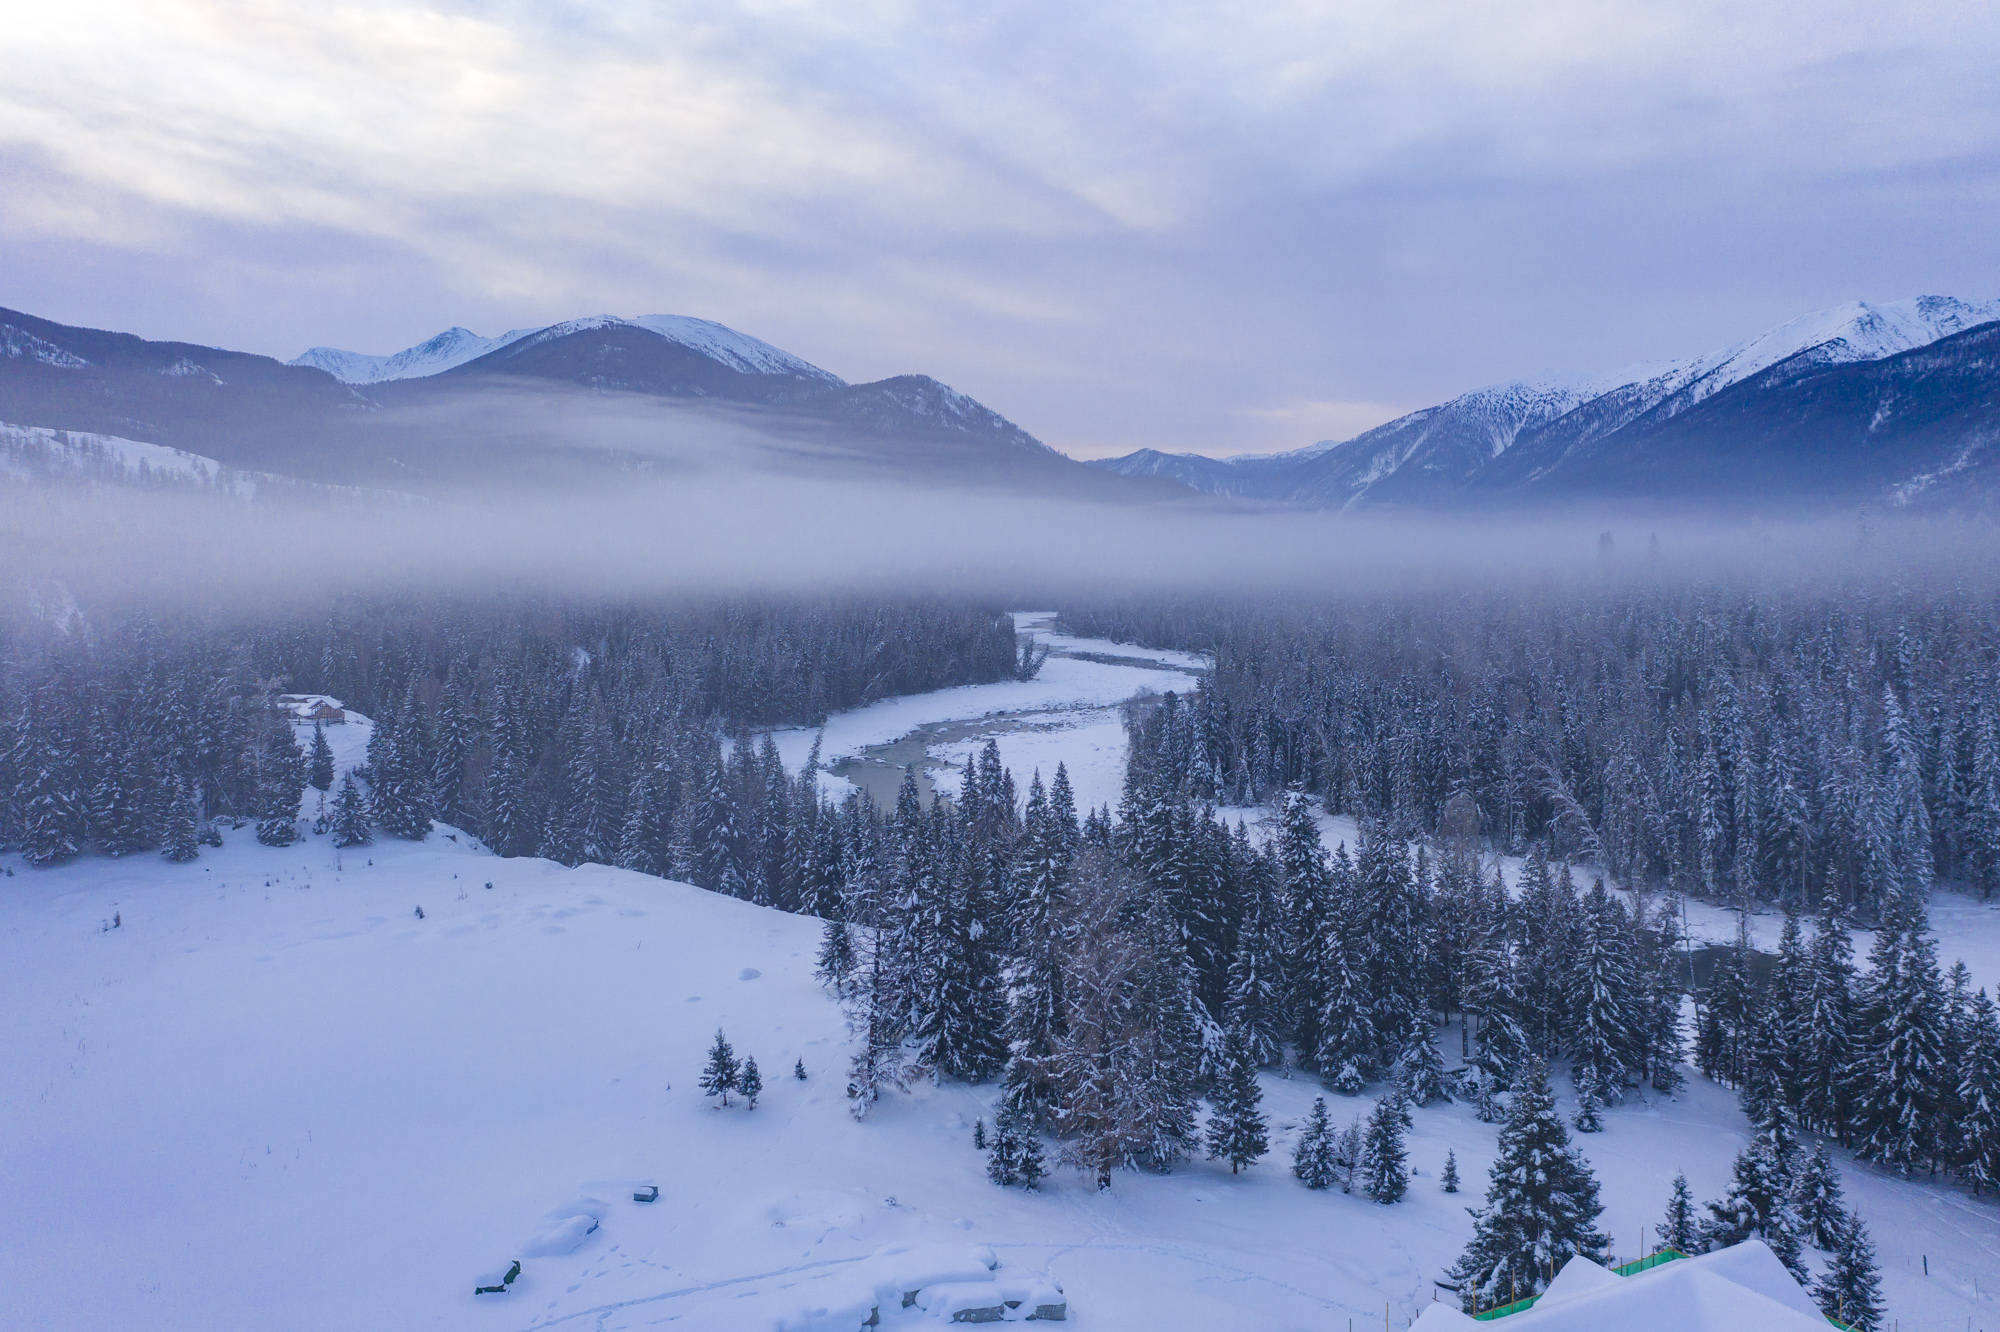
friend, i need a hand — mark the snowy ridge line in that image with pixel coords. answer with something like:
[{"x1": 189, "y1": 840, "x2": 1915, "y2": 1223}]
[{"x1": 293, "y1": 313, "x2": 843, "y2": 386}]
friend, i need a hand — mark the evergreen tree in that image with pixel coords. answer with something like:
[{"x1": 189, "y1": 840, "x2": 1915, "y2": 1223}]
[
  {"x1": 987, "y1": 1098, "x2": 1045, "y2": 1189},
  {"x1": 1361, "y1": 1092, "x2": 1410, "y2": 1203},
  {"x1": 331, "y1": 772, "x2": 372, "y2": 847},
  {"x1": 794, "y1": 1057, "x2": 807, "y2": 1081},
  {"x1": 1204, "y1": 1027, "x2": 1269, "y2": 1174},
  {"x1": 1447, "y1": 1058, "x2": 1608, "y2": 1311},
  {"x1": 1698, "y1": 1134, "x2": 1808, "y2": 1280},
  {"x1": 846, "y1": 939, "x2": 907, "y2": 1121},
  {"x1": 160, "y1": 776, "x2": 201, "y2": 862},
  {"x1": 1395, "y1": 1012, "x2": 1450, "y2": 1106},
  {"x1": 1959, "y1": 987, "x2": 2000, "y2": 1194},
  {"x1": 308, "y1": 720, "x2": 335, "y2": 793},
  {"x1": 700, "y1": 1029, "x2": 740, "y2": 1107},
  {"x1": 737, "y1": 1055, "x2": 763, "y2": 1109},
  {"x1": 816, "y1": 918, "x2": 858, "y2": 995},
  {"x1": 255, "y1": 716, "x2": 306, "y2": 847},
  {"x1": 1656, "y1": 1172, "x2": 1696, "y2": 1253},
  {"x1": 1812, "y1": 1213, "x2": 1885, "y2": 1332},
  {"x1": 1793, "y1": 1141, "x2": 1848, "y2": 1250},
  {"x1": 1851, "y1": 889, "x2": 1949, "y2": 1175},
  {"x1": 1572, "y1": 1085, "x2": 1603, "y2": 1134},
  {"x1": 1441, "y1": 1148, "x2": 1459, "y2": 1193},
  {"x1": 1800, "y1": 888, "x2": 1856, "y2": 1138},
  {"x1": 1291, "y1": 1096, "x2": 1339, "y2": 1190}
]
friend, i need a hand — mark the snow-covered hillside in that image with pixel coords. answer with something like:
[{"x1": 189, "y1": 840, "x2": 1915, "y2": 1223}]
[
  {"x1": 291, "y1": 326, "x2": 538, "y2": 384},
  {"x1": 6, "y1": 638, "x2": 1999, "y2": 1331},
  {"x1": 8, "y1": 820, "x2": 1999, "y2": 1329}
]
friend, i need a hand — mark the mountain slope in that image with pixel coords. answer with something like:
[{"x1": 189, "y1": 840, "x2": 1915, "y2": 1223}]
[
  {"x1": 1089, "y1": 295, "x2": 2000, "y2": 512},
  {"x1": 2, "y1": 307, "x2": 1170, "y2": 501}
]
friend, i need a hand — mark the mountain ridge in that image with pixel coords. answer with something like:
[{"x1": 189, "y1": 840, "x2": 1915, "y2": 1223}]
[{"x1": 1092, "y1": 295, "x2": 2000, "y2": 511}]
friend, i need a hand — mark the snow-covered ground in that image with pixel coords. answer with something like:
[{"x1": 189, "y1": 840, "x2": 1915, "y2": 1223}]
[
  {"x1": 7, "y1": 823, "x2": 1999, "y2": 1329},
  {"x1": 5, "y1": 657, "x2": 2000, "y2": 1329}
]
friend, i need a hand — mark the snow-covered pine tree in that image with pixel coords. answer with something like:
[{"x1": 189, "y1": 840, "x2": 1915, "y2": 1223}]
[
  {"x1": 1959, "y1": 986, "x2": 2000, "y2": 1194},
  {"x1": 1567, "y1": 877, "x2": 1636, "y2": 1107},
  {"x1": 1800, "y1": 888, "x2": 1855, "y2": 1138},
  {"x1": 1292, "y1": 1096, "x2": 1338, "y2": 1189},
  {"x1": 700, "y1": 1029, "x2": 740, "y2": 1107},
  {"x1": 160, "y1": 775, "x2": 201, "y2": 862},
  {"x1": 845, "y1": 937, "x2": 907, "y2": 1121},
  {"x1": 370, "y1": 685, "x2": 434, "y2": 841},
  {"x1": 816, "y1": 917, "x2": 858, "y2": 995},
  {"x1": 1204, "y1": 1027, "x2": 1269, "y2": 1174},
  {"x1": 1221, "y1": 841, "x2": 1284, "y2": 1068},
  {"x1": 308, "y1": 720, "x2": 335, "y2": 793},
  {"x1": 1441, "y1": 1147, "x2": 1459, "y2": 1193},
  {"x1": 1361, "y1": 1093, "x2": 1410, "y2": 1203},
  {"x1": 255, "y1": 715, "x2": 306, "y2": 847},
  {"x1": 1812, "y1": 1213, "x2": 1885, "y2": 1332},
  {"x1": 1395, "y1": 1010, "x2": 1450, "y2": 1105},
  {"x1": 737, "y1": 1055, "x2": 763, "y2": 1109},
  {"x1": 1697, "y1": 1133, "x2": 1808, "y2": 1279},
  {"x1": 1850, "y1": 887, "x2": 1948, "y2": 1175},
  {"x1": 794, "y1": 1057, "x2": 807, "y2": 1081},
  {"x1": 1792, "y1": 1141, "x2": 1848, "y2": 1250},
  {"x1": 1275, "y1": 788, "x2": 1332, "y2": 1068},
  {"x1": 1446, "y1": 1058, "x2": 1608, "y2": 1311},
  {"x1": 331, "y1": 772, "x2": 372, "y2": 847},
  {"x1": 1572, "y1": 1085, "x2": 1603, "y2": 1133},
  {"x1": 1002, "y1": 771, "x2": 1071, "y2": 1121},
  {"x1": 1656, "y1": 1172, "x2": 1696, "y2": 1253}
]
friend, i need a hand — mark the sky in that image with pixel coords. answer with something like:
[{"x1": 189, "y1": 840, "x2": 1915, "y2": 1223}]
[{"x1": 2, "y1": 1, "x2": 1997, "y2": 459}]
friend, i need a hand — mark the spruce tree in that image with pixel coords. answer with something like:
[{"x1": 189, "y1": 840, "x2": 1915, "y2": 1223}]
[
  {"x1": 1959, "y1": 987, "x2": 2000, "y2": 1194},
  {"x1": 816, "y1": 918, "x2": 858, "y2": 995},
  {"x1": 1572, "y1": 1086, "x2": 1603, "y2": 1134},
  {"x1": 1812, "y1": 1213, "x2": 1885, "y2": 1332},
  {"x1": 1441, "y1": 1148, "x2": 1459, "y2": 1193},
  {"x1": 255, "y1": 716, "x2": 306, "y2": 847},
  {"x1": 1204, "y1": 1027, "x2": 1269, "y2": 1174},
  {"x1": 1447, "y1": 1058, "x2": 1608, "y2": 1310},
  {"x1": 794, "y1": 1057, "x2": 807, "y2": 1081},
  {"x1": 1362, "y1": 1093, "x2": 1410, "y2": 1203},
  {"x1": 331, "y1": 773, "x2": 372, "y2": 847},
  {"x1": 700, "y1": 1029, "x2": 740, "y2": 1107},
  {"x1": 737, "y1": 1055, "x2": 763, "y2": 1109},
  {"x1": 1793, "y1": 1141, "x2": 1848, "y2": 1250},
  {"x1": 1395, "y1": 1012, "x2": 1450, "y2": 1106},
  {"x1": 1851, "y1": 888, "x2": 1949, "y2": 1175},
  {"x1": 1656, "y1": 1172, "x2": 1696, "y2": 1253},
  {"x1": 1292, "y1": 1096, "x2": 1339, "y2": 1189},
  {"x1": 987, "y1": 1098, "x2": 1045, "y2": 1189},
  {"x1": 308, "y1": 720, "x2": 335, "y2": 793},
  {"x1": 1699, "y1": 1134, "x2": 1808, "y2": 1279},
  {"x1": 160, "y1": 776, "x2": 200, "y2": 862}
]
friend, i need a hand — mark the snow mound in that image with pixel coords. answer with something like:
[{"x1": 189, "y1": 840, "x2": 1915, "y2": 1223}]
[{"x1": 521, "y1": 1199, "x2": 607, "y2": 1256}]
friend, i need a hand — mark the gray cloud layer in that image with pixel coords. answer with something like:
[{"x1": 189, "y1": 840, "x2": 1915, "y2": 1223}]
[{"x1": 4, "y1": 1, "x2": 1997, "y2": 457}]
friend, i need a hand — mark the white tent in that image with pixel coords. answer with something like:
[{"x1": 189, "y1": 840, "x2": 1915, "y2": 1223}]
[{"x1": 1413, "y1": 1240, "x2": 1833, "y2": 1331}]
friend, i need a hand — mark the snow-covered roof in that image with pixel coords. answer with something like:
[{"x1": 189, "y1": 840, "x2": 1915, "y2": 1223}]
[{"x1": 1413, "y1": 1241, "x2": 1830, "y2": 1332}]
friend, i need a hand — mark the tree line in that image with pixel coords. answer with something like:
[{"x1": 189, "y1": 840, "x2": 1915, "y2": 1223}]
[{"x1": 1076, "y1": 580, "x2": 2000, "y2": 917}]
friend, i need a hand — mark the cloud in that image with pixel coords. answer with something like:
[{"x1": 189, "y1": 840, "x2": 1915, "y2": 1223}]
[{"x1": 2, "y1": 1, "x2": 1997, "y2": 460}]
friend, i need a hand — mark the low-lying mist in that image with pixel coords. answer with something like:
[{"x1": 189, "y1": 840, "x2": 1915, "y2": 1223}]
[{"x1": 7, "y1": 461, "x2": 1998, "y2": 623}]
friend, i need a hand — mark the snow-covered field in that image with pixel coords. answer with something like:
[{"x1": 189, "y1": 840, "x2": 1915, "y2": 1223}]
[
  {"x1": 7, "y1": 825, "x2": 1999, "y2": 1330},
  {"x1": 6, "y1": 627, "x2": 2000, "y2": 1330}
]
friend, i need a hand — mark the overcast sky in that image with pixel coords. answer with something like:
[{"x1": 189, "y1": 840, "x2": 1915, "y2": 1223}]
[{"x1": 3, "y1": 1, "x2": 1997, "y2": 458}]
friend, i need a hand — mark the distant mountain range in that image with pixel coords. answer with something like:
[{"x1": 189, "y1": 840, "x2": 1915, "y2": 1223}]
[
  {"x1": 8, "y1": 296, "x2": 1999, "y2": 514},
  {"x1": 1092, "y1": 296, "x2": 2000, "y2": 512},
  {"x1": 0, "y1": 305, "x2": 1150, "y2": 499}
]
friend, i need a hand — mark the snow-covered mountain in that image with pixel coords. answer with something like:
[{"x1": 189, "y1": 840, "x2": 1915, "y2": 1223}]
[
  {"x1": 1093, "y1": 295, "x2": 2000, "y2": 511},
  {"x1": 292, "y1": 313, "x2": 842, "y2": 386},
  {"x1": 291, "y1": 325, "x2": 536, "y2": 383}
]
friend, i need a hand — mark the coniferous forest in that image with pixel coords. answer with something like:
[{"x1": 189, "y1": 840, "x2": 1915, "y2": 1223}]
[{"x1": 7, "y1": 576, "x2": 2000, "y2": 1326}]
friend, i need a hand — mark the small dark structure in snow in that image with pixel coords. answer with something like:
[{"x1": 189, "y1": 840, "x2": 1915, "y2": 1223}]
[
  {"x1": 473, "y1": 1259, "x2": 521, "y2": 1295},
  {"x1": 277, "y1": 695, "x2": 347, "y2": 724},
  {"x1": 633, "y1": 1185, "x2": 659, "y2": 1203}
]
